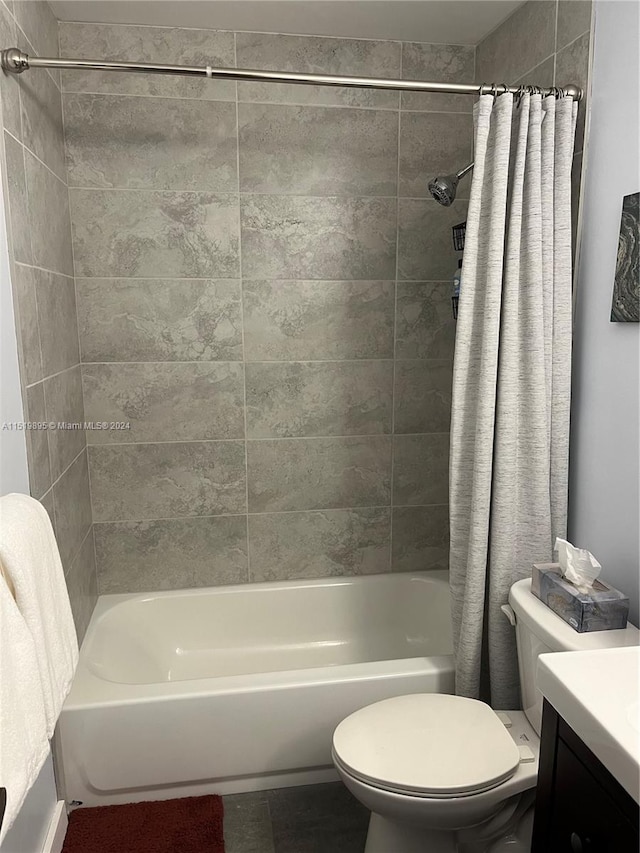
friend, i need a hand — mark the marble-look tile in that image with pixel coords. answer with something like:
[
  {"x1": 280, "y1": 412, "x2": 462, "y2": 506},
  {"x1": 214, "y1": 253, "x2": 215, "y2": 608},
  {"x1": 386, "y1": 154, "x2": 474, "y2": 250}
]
[
  {"x1": 44, "y1": 366, "x2": 86, "y2": 481},
  {"x1": 268, "y1": 782, "x2": 369, "y2": 853},
  {"x1": 398, "y1": 198, "x2": 467, "y2": 281},
  {"x1": 0, "y1": 4, "x2": 21, "y2": 139},
  {"x1": 514, "y1": 56, "x2": 555, "y2": 90},
  {"x1": 4, "y1": 132, "x2": 32, "y2": 264},
  {"x1": 241, "y1": 195, "x2": 397, "y2": 280},
  {"x1": 401, "y1": 42, "x2": 475, "y2": 113},
  {"x1": 11, "y1": 263, "x2": 42, "y2": 385},
  {"x1": 64, "y1": 94, "x2": 238, "y2": 191},
  {"x1": 25, "y1": 381, "x2": 51, "y2": 499},
  {"x1": 246, "y1": 360, "x2": 392, "y2": 438},
  {"x1": 248, "y1": 508, "x2": 391, "y2": 582},
  {"x1": 393, "y1": 433, "x2": 449, "y2": 506},
  {"x1": 70, "y1": 189, "x2": 240, "y2": 278},
  {"x1": 236, "y1": 32, "x2": 400, "y2": 109},
  {"x1": 82, "y1": 362, "x2": 245, "y2": 443},
  {"x1": 243, "y1": 280, "x2": 394, "y2": 361},
  {"x1": 395, "y1": 282, "x2": 456, "y2": 359},
  {"x1": 555, "y1": 32, "x2": 590, "y2": 153},
  {"x1": 393, "y1": 359, "x2": 453, "y2": 434},
  {"x1": 476, "y1": 1, "x2": 556, "y2": 85},
  {"x1": 76, "y1": 278, "x2": 242, "y2": 362},
  {"x1": 34, "y1": 269, "x2": 80, "y2": 376},
  {"x1": 223, "y1": 791, "x2": 275, "y2": 853},
  {"x1": 24, "y1": 149, "x2": 74, "y2": 276},
  {"x1": 399, "y1": 112, "x2": 473, "y2": 198},
  {"x1": 94, "y1": 516, "x2": 248, "y2": 594},
  {"x1": 238, "y1": 103, "x2": 398, "y2": 196},
  {"x1": 13, "y1": 1, "x2": 59, "y2": 75},
  {"x1": 52, "y1": 450, "x2": 92, "y2": 570},
  {"x1": 89, "y1": 440, "x2": 246, "y2": 521},
  {"x1": 557, "y1": 0, "x2": 592, "y2": 52},
  {"x1": 59, "y1": 23, "x2": 235, "y2": 101},
  {"x1": 391, "y1": 505, "x2": 449, "y2": 573},
  {"x1": 247, "y1": 436, "x2": 391, "y2": 513},
  {"x1": 18, "y1": 47, "x2": 66, "y2": 180},
  {"x1": 65, "y1": 529, "x2": 98, "y2": 644}
]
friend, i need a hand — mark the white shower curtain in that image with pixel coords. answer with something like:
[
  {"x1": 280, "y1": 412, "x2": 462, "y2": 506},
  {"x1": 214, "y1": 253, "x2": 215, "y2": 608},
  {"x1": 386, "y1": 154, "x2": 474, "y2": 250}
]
[{"x1": 449, "y1": 92, "x2": 577, "y2": 708}]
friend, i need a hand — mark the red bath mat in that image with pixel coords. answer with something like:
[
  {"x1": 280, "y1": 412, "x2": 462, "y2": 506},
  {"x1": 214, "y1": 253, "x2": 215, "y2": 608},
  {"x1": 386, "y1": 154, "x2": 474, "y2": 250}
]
[{"x1": 61, "y1": 795, "x2": 224, "y2": 853}]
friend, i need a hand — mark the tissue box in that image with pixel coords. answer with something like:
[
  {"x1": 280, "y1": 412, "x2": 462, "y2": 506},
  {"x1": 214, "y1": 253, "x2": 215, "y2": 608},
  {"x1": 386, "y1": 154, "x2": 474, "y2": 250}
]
[{"x1": 531, "y1": 563, "x2": 629, "y2": 632}]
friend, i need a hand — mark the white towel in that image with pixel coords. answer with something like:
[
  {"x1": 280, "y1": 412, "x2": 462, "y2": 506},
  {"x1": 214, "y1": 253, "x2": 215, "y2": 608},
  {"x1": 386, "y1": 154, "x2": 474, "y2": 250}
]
[
  {"x1": 0, "y1": 574, "x2": 50, "y2": 843},
  {"x1": 0, "y1": 494, "x2": 78, "y2": 737}
]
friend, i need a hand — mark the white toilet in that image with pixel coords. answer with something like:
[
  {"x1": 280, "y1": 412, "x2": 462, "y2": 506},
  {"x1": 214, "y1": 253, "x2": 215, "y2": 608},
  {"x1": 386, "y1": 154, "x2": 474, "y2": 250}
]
[{"x1": 332, "y1": 578, "x2": 639, "y2": 853}]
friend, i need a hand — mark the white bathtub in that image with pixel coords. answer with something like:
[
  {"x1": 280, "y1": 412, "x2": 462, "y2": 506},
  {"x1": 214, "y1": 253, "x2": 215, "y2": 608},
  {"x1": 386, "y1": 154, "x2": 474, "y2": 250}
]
[{"x1": 57, "y1": 571, "x2": 454, "y2": 806}]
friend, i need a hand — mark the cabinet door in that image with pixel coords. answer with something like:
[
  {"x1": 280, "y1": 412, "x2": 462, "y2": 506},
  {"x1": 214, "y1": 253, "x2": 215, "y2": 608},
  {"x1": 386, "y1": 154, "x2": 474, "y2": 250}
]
[{"x1": 547, "y1": 739, "x2": 637, "y2": 852}]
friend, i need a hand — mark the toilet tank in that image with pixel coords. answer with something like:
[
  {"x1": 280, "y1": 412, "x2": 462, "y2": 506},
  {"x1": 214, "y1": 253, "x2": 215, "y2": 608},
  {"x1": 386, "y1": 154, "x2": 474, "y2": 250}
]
[{"x1": 508, "y1": 579, "x2": 639, "y2": 735}]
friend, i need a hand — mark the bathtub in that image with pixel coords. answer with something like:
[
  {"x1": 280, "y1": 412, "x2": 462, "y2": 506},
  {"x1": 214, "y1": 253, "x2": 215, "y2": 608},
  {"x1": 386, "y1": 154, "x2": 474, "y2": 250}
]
[{"x1": 57, "y1": 571, "x2": 454, "y2": 807}]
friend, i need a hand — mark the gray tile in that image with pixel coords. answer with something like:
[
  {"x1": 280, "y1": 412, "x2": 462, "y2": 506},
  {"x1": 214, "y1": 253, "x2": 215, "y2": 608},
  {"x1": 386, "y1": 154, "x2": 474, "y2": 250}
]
[
  {"x1": 396, "y1": 281, "x2": 456, "y2": 359},
  {"x1": 76, "y1": 278, "x2": 242, "y2": 362},
  {"x1": 39, "y1": 487, "x2": 55, "y2": 538},
  {"x1": 236, "y1": 32, "x2": 400, "y2": 109},
  {"x1": 557, "y1": 0, "x2": 592, "y2": 51},
  {"x1": 34, "y1": 269, "x2": 80, "y2": 376},
  {"x1": 393, "y1": 433, "x2": 449, "y2": 506},
  {"x1": 241, "y1": 196, "x2": 397, "y2": 280},
  {"x1": 13, "y1": 1, "x2": 59, "y2": 77},
  {"x1": 476, "y1": 0, "x2": 556, "y2": 85},
  {"x1": 399, "y1": 112, "x2": 473, "y2": 198},
  {"x1": 64, "y1": 94, "x2": 238, "y2": 191},
  {"x1": 25, "y1": 381, "x2": 51, "y2": 499},
  {"x1": 238, "y1": 103, "x2": 398, "y2": 196},
  {"x1": 24, "y1": 149, "x2": 74, "y2": 276},
  {"x1": 398, "y1": 198, "x2": 467, "y2": 281},
  {"x1": 248, "y1": 508, "x2": 390, "y2": 582},
  {"x1": 59, "y1": 23, "x2": 235, "y2": 101},
  {"x1": 224, "y1": 791, "x2": 275, "y2": 853},
  {"x1": 65, "y1": 528, "x2": 98, "y2": 645},
  {"x1": 555, "y1": 32, "x2": 590, "y2": 153},
  {"x1": 401, "y1": 42, "x2": 475, "y2": 113},
  {"x1": 268, "y1": 782, "x2": 369, "y2": 853},
  {"x1": 247, "y1": 436, "x2": 391, "y2": 513},
  {"x1": 18, "y1": 48, "x2": 66, "y2": 180},
  {"x1": 246, "y1": 361, "x2": 393, "y2": 438},
  {"x1": 243, "y1": 280, "x2": 394, "y2": 362},
  {"x1": 514, "y1": 56, "x2": 555, "y2": 90},
  {"x1": 11, "y1": 263, "x2": 42, "y2": 385},
  {"x1": 70, "y1": 189, "x2": 240, "y2": 278},
  {"x1": 393, "y1": 359, "x2": 452, "y2": 434},
  {"x1": 391, "y1": 504, "x2": 449, "y2": 573},
  {"x1": 4, "y1": 132, "x2": 32, "y2": 264},
  {"x1": 82, "y1": 362, "x2": 245, "y2": 443},
  {"x1": 52, "y1": 450, "x2": 92, "y2": 570},
  {"x1": 0, "y1": 3, "x2": 21, "y2": 139},
  {"x1": 43, "y1": 366, "x2": 86, "y2": 481},
  {"x1": 89, "y1": 440, "x2": 246, "y2": 522},
  {"x1": 94, "y1": 516, "x2": 248, "y2": 594}
]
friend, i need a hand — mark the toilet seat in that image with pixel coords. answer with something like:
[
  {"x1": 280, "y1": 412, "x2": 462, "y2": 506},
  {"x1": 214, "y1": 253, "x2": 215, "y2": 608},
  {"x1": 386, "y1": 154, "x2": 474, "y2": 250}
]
[{"x1": 332, "y1": 694, "x2": 521, "y2": 800}]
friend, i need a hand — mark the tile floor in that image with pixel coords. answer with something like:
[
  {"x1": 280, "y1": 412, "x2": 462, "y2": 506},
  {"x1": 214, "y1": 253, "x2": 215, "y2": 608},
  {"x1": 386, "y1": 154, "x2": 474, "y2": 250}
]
[{"x1": 222, "y1": 782, "x2": 370, "y2": 853}]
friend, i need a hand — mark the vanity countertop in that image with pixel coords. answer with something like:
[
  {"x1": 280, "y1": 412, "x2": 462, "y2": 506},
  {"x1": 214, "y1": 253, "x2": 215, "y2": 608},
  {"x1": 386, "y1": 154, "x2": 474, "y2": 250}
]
[{"x1": 537, "y1": 646, "x2": 640, "y2": 803}]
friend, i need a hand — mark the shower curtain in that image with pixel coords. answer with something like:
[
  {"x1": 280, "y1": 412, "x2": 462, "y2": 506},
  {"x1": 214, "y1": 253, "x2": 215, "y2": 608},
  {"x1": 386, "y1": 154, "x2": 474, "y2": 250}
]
[{"x1": 449, "y1": 92, "x2": 577, "y2": 708}]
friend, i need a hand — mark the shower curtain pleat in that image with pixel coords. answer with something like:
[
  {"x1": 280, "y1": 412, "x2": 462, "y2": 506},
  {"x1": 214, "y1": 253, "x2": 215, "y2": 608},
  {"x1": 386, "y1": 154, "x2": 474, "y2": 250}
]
[{"x1": 449, "y1": 93, "x2": 577, "y2": 707}]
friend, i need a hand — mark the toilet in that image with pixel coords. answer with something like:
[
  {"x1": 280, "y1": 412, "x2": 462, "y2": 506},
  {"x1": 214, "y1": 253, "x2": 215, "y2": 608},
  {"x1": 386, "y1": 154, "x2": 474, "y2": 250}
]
[{"x1": 332, "y1": 578, "x2": 639, "y2": 853}]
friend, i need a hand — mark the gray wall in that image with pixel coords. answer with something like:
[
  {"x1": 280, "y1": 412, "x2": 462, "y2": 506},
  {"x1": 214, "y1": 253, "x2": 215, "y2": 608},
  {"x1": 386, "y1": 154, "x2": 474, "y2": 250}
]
[
  {"x1": 0, "y1": 0, "x2": 96, "y2": 641},
  {"x1": 59, "y1": 22, "x2": 474, "y2": 593},
  {"x1": 569, "y1": 0, "x2": 639, "y2": 625}
]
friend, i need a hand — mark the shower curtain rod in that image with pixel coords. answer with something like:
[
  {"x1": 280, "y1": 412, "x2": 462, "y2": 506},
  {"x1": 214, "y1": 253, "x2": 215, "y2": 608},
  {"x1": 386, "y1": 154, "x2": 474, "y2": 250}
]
[{"x1": 0, "y1": 47, "x2": 583, "y2": 100}]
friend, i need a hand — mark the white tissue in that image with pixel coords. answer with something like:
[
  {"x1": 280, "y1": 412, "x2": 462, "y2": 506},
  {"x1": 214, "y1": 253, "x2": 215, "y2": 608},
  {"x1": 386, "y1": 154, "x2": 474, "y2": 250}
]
[{"x1": 554, "y1": 537, "x2": 601, "y2": 592}]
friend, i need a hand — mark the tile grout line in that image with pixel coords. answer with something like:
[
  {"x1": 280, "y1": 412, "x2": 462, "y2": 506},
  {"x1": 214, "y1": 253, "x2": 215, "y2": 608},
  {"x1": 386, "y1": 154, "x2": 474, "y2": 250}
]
[{"x1": 83, "y1": 432, "x2": 449, "y2": 448}]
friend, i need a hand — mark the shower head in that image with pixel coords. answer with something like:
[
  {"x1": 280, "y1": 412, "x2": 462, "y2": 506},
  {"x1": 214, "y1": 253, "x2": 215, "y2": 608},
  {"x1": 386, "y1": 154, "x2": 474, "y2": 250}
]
[{"x1": 428, "y1": 162, "x2": 474, "y2": 206}]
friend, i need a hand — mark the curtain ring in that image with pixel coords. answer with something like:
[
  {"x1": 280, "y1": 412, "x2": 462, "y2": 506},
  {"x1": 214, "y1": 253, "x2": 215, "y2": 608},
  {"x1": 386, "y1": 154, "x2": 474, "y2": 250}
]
[{"x1": 500, "y1": 83, "x2": 509, "y2": 96}]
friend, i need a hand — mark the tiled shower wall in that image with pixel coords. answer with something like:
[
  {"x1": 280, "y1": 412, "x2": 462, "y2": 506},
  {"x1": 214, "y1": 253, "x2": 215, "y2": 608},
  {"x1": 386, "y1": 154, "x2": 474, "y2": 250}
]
[
  {"x1": 0, "y1": 0, "x2": 96, "y2": 640},
  {"x1": 59, "y1": 22, "x2": 474, "y2": 593}
]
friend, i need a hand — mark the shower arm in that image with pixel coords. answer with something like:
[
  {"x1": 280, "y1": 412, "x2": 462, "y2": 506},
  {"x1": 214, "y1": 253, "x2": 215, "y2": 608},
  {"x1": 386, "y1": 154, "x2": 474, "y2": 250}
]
[{"x1": 0, "y1": 47, "x2": 583, "y2": 101}]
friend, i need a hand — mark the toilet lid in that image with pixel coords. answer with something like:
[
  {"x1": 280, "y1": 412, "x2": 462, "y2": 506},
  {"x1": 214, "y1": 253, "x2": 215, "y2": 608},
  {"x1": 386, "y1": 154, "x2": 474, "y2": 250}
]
[{"x1": 333, "y1": 694, "x2": 520, "y2": 798}]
